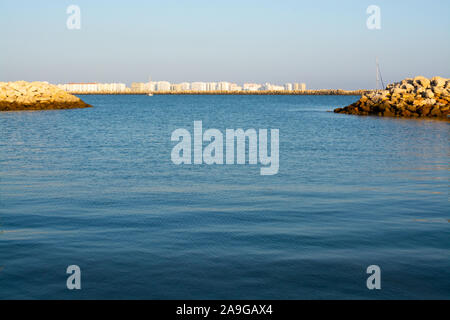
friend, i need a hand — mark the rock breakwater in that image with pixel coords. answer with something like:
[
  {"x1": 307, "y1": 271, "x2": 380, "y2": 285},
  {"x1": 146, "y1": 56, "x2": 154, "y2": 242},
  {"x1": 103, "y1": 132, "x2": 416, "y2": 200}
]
[
  {"x1": 0, "y1": 81, "x2": 92, "y2": 111},
  {"x1": 334, "y1": 76, "x2": 450, "y2": 120}
]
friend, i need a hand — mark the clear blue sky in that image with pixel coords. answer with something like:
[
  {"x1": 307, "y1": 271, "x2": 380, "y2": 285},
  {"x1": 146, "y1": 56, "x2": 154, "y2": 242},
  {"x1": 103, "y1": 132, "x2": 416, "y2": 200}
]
[{"x1": 1, "y1": 0, "x2": 449, "y2": 89}]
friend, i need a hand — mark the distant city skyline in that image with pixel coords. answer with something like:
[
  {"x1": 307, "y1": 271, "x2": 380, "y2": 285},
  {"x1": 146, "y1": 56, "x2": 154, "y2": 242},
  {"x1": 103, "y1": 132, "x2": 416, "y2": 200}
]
[
  {"x1": 56, "y1": 80, "x2": 307, "y2": 93},
  {"x1": 1, "y1": 0, "x2": 449, "y2": 90}
]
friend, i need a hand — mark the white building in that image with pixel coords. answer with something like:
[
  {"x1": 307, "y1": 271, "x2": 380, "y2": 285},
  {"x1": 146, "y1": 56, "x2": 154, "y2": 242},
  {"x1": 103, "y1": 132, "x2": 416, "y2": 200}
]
[
  {"x1": 180, "y1": 82, "x2": 191, "y2": 91},
  {"x1": 191, "y1": 82, "x2": 207, "y2": 92},
  {"x1": 229, "y1": 83, "x2": 242, "y2": 92},
  {"x1": 98, "y1": 83, "x2": 127, "y2": 92},
  {"x1": 294, "y1": 83, "x2": 306, "y2": 91},
  {"x1": 131, "y1": 82, "x2": 145, "y2": 92},
  {"x1": 217, "y1": 82, "x2": 231, "y2": 91},
  {"x1": 57, "y1": 83, "x2": 96, "y2": 93},
  {"x1": 243, "y1": 83, "x2": 262, "y2": 91},
  {"x1": 171, "y1": 84, "x2": 182, "y2": 92},
  {"x1": 146, "y1": 82, "x2": 157, "y2": 92},
  {"x1": 285, "y1": 83, "x2": 293, "y2": 91},
  {"x1": 206, "y1": 82, "x2": 218, "y2": 91},
  {"x1": 263, "y1": 83, "x2": 284, "y2": 91},
  {"x1": 57, "y1": 83, "x2": 127, "y2": 93},
  {"x1": 156, "y1": 81, "x2": 171, "y2": 92}
]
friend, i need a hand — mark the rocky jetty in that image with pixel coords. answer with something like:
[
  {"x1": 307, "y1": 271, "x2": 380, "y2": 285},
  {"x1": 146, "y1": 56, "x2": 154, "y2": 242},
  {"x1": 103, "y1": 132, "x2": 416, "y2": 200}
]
[
  {"x1": 334, "y1": 76, "x2": 450, "y2": 120},
  {"x1": 0, "y1": 81, "x2": 92, "y2": 111}
]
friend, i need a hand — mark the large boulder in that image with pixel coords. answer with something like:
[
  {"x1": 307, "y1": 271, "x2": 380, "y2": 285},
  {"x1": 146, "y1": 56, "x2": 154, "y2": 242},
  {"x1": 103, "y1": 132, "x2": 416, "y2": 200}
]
[
  {"x1": 400, "y1": 83, "x2": 415, "y2": 93},
  {"x1": 424, "y1": 89, "x2": 435, "y2": 99},
  {"x1": 431, "y1": 76, "x2": 446, "y2": 88},
  {"x1": 413, "y1": 76, "x2": 431, "y2": 89},
  {"x1": 0, "y1": 81, "x2": 92, "y2": 111}
]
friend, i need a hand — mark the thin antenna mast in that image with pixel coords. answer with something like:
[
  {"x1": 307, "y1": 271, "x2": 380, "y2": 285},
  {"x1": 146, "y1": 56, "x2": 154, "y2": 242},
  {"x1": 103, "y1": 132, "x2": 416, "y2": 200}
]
[
  {"x1": 376, "y1": 58, "x2": 385, "y2": 90},
  {"x1": 376, "y1": 58, "x2": 380, "y2": 90}
]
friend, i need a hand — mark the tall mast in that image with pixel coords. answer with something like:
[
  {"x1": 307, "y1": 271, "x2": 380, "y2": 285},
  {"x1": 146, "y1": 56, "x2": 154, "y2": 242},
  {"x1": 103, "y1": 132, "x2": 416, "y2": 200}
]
[
  {"x1": 376, "y1": 58, "x2": 380, "y2": 90},
  {"x1": 376, "y1": 58, "x2": 385, "y2": 90}
]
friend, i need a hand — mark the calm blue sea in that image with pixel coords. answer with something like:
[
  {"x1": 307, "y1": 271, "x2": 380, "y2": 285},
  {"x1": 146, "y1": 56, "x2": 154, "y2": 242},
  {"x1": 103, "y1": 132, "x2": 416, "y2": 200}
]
[{"x1": 0, "y1": 95, "x2": 449, "y2": 299}]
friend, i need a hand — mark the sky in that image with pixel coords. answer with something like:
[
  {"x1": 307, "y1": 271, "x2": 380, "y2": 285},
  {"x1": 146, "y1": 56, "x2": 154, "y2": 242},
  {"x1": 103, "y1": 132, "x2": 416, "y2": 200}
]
[{"x1": 0, "y1": 0, "x2": 449, "y2": 90}]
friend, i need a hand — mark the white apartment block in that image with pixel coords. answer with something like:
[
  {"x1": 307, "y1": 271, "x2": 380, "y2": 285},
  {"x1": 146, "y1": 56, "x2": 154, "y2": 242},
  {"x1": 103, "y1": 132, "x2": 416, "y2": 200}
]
[
  {"x1": 57, "y1": 83, "x2": 126, "y2": 93},
  {"x1": 147, "y1": 82, "x2": 157, "y2": 91},
  {"x1": 243, "y1": 83, "x2": 262, "y2": 91},
  {"x1": 180, "y1": 82, "x2": 191, "y2": 91},
  {"x1": 294, "y1": 83, "x2": 306, "y2": 91},
  {"x1": 206, "y1": 82, "x2": 218, "y2": 91},
  {"x1": 156, "y1": 81, "x2": 171, "y2": 92},
  {"x1": 229, "y1": 83, "x2": 242, "y2": 92},
  {"x1": 191, "y1": 82, "x2": 207, "y2": 92},
  {"x1": 131, "y1": 82, "x2": 145, "y2": 91},
  {"x1": 98, "y1": 83, "x2": 127, "y2": 92},
  {"x1": 217, "y1": 82, "x2": 231, "y2": 91},
  {"x1": 263, "y1": 83, "x2": 284, "y2": 91},
  {"x1": 171, "y1": 84, "x2": 183, "y2": 92}
]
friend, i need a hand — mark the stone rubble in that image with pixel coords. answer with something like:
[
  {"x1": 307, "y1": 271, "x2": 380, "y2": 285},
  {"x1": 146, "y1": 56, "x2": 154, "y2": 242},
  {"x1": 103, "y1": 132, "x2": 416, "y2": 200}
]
[{"x1": 334, "y1": 76, "x2": 450, "y2": 120}]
